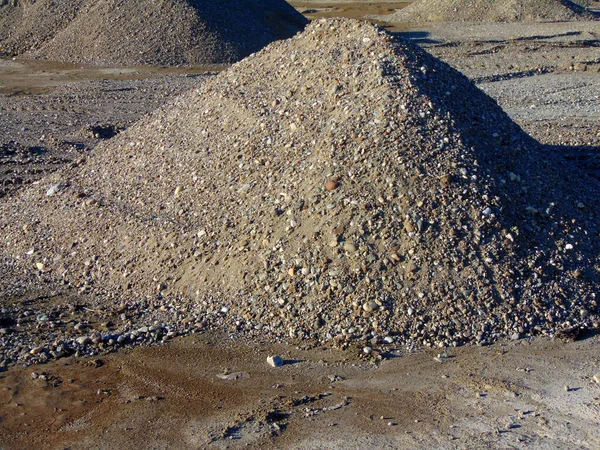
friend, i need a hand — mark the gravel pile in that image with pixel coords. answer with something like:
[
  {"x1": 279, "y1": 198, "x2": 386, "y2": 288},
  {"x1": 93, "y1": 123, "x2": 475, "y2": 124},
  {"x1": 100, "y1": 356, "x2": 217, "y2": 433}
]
[
  {"x1": 1, "y1": 19, "x2": 599, "y2": 364},
  {"x1": 380, "y1": 0, "x2": 598, "y2": 23},
  {"x1": 0, "y1": 0, "x2": 86, "y2": 57},
  {"x1": 0, "y1": 74, "x2": 210, "y2": 199},
  {"x1": 0, "y1": 0, "x2": 308, "y2": 65}
]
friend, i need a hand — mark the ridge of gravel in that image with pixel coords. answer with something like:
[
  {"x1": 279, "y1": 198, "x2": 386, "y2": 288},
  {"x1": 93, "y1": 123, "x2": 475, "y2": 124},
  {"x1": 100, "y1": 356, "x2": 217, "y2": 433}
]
[
  {"x1": 0, "y1": 0, "x2": 308, "y2": 66},
  {"x1": 1, "y1": 18, "x2": 599, "y2": 368},
  {"x1": 375, "y1": 0, "x2": 599, "y2": 23}
]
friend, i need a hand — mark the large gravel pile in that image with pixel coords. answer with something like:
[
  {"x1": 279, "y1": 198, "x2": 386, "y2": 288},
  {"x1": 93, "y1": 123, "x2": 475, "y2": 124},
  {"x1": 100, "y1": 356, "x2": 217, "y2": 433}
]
[
  {"x1": 0, "y1": 0, "x2": 308, "y2": 65},
  {"x1": 1, "y1": 19, "x2": 599, "y2": 356},
  {"x1": 380, "y1": 0, "x2": 597, "y2": 22}
]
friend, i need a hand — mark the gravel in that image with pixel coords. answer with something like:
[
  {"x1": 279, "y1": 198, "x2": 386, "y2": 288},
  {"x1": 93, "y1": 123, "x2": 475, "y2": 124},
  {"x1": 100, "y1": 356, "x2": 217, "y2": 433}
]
[
  {"x1": 0, "y1": 74, "x2": 211, "y2": 199},
  {"x1": 375, "y1": 0, "x2": 599, "y2": 23},
  {"x1": 1, "y1": 18, "x2": 599, "y2": 367},
  {"x1": 0, "y1": 0, "x2": 308, "y2": 65}
]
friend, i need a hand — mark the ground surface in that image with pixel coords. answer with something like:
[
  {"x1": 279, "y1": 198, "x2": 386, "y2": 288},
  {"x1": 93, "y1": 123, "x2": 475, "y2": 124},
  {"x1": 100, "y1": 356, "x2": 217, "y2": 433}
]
[
  {"x1": 1, "y1": 332, "x2": 599, "y2": 449},
  {"x1": 1, "y1": 2, "x2": 600, "y2": 449}
]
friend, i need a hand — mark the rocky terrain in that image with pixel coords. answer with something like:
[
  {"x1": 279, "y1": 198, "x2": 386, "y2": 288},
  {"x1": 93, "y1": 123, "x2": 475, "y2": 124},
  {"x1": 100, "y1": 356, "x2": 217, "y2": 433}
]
[
  {"x1": 0, "y1": 4, "x2": 599, "y2": 449},
  {"x1": 1, "y1": 19, "x2": 599, "y2": 370},
  {"x1": 376, "y1": 0, "x2": 599, "y2": 23},
  {"x1": 0, "y1": 61, "x2": 214, "y2": 199},
  {"x1": 0, "y1": 0, "x2": 308, "y2": 65}
]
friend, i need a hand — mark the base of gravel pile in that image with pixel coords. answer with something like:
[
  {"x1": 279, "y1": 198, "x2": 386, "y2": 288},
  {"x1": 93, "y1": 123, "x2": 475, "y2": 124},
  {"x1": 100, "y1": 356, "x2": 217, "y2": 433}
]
[
  {"x1": 377, "y1": 0, "x2": 599, "y2": 23},
  {"x1": 0, "y1": 0, "x2": 308, "y2": 66},
  {"x1": 1, "y1": 19, "x2": 599, "y2": 361}
]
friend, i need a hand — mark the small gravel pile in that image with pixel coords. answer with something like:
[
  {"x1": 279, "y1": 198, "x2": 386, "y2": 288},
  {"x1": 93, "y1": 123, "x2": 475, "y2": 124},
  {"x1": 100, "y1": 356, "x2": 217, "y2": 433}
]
[
  {"x1": 1, "y1": 19, "x2": 599, "y2": 358},
  {"x1": 380, "y1": 0, "x2": 597, "y2": 23},
  {"x1": 0, "y1": 0, "x2": 308, "y2": 65}
]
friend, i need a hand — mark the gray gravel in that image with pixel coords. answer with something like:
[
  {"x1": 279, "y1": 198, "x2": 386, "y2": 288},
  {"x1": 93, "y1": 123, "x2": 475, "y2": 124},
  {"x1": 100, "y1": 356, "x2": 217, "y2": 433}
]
[
  {"x1": 0, "y1": 72, "x2": 211, "y2": 199},
  {"x1": 375, "y1": 0, "x2": 599, "y2": 23},
  {"x1": 1, "y1": 19, "x2": 598, "y2": 368},
  {"x1": 0, "y1": 0, "x2": 308, "y2": 65}
]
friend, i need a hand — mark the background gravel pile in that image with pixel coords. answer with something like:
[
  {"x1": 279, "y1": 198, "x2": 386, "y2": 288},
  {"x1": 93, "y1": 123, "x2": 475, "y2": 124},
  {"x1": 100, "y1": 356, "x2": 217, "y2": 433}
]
[
  {"x1": 380, "y1": 0, "x2": 598, "y2": 22},
  {"x1": 0, "y1": 0, "x2": 308, "y2": 65},
  {"x1": 1, "y1": 19, "x2": 599, "y2": 362}
]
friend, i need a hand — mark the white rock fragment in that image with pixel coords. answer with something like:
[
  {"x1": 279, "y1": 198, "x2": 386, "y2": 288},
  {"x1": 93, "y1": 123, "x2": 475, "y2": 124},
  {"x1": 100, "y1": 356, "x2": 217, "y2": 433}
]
[
  {"x1": 46, "y1": 184, "x2": 63, "y2": 196},
  {"x1": 76, "y1": 336, "x2": 92, "y2": 346},
  {"x1": 267, "y1": 355, "x2": 284, "y2": 367}
]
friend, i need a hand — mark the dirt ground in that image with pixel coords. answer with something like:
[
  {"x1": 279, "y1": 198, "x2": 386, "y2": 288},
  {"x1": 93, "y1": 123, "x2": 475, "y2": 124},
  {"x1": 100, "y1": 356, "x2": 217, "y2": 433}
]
[
  {"x1": 1, "y1": 332, "x2": 599, "y2": 449},
  {"x1": 1, "y1": 2, "x2": 600, "y2": 449}
]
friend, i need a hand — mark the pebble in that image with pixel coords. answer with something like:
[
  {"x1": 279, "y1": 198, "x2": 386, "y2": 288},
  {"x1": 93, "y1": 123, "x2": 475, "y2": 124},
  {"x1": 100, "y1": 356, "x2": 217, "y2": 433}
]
[
  {"x1": 592, "y1": 373, "x2": 600, "y2": 384},
  {"x1": 76, "y1": 336, "x2": 92, "y2": 346},
  {"x1": 267, "y1": 355, "x2": 284, "y2": 367},
  {"x1": 325, "y1": 179, "x2": 339, "y2": 191},
  {"x1": 343, "y1": 242, "x2": 357, "y2": 252},
  {"x1": 362, "y1": 301, "x2": 379, "y2": 313},
  {"x1": 46, "y1": 184, "x2": 62, "y2": 196}
]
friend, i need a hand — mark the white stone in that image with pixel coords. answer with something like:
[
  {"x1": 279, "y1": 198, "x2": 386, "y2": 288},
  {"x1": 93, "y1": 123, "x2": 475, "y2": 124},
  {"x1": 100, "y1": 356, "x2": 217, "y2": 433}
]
[{"x1": 267, "y1": 355, "x2": 284, "y2": 367}]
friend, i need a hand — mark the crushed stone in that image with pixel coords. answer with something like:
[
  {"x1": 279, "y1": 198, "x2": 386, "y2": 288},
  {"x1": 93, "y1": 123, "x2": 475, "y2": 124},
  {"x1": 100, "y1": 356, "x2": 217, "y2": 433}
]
[
  {"x1": 0, "y1": 0, "x2": 308, "y2": 65},
  {"x1": 1, "y1": 18, "x2": 599, "y2": 365},
  {"x1": 377, "y1": 0, "x2": 599, "y2": 23}
]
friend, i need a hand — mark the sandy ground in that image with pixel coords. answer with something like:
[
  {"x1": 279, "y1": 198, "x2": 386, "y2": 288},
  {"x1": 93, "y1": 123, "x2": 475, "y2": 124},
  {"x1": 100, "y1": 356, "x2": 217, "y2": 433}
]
[
  {"x1": 1, "y1": 3, "x2": 600, "y2": 449},
  {"x1": 1, "y1": 332, "x2": 599, "y2": 449}
]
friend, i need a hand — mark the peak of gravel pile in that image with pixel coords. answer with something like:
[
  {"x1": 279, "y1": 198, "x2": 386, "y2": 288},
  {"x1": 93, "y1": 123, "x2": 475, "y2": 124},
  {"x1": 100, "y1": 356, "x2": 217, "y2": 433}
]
[
  {"x1": 0, "y1": 0, "x2": 308, "y2": 65},
  {"x1": 1, "y1": 19, "x2": 599, "y2": 352},
  {"x1": 381, "y1": 0, "x2": 597, "y2": 23}
]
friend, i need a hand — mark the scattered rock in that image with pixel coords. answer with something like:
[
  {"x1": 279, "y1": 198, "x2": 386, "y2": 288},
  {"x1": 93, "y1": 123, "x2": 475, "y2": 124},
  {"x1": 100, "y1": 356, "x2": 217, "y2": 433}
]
[{"x1": 267, "y1": 355, "x2": 284, "y2": 367}]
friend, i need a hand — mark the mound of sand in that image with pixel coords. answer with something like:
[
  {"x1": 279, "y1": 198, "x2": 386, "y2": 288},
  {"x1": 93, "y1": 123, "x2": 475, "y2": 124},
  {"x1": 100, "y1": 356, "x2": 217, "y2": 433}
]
[
  {"x1": 0, "y1": 0, "x2": 308, "y2": 66},
  {"x1": 380, "y1": 0, "x2": 596, "y2": 23},
  {"x1": 1, "y1": 19, "x2": 598, "y2": 350}
]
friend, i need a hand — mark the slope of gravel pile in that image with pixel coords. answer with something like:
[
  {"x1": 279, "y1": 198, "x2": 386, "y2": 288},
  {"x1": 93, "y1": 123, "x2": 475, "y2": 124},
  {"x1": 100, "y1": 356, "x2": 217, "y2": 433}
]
[
  {"x1": 1, "y1": 19, "x2": 599, "y2": 353},
  {"x1": 0, "y1": 0, "x2": 308, "y2": 65},
  {"x1": 380, "y1": 0, "x2": 597, "y2": 23},
  {"x1": 0, "y1": 0, "x2": 86, "y2": 55}
]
